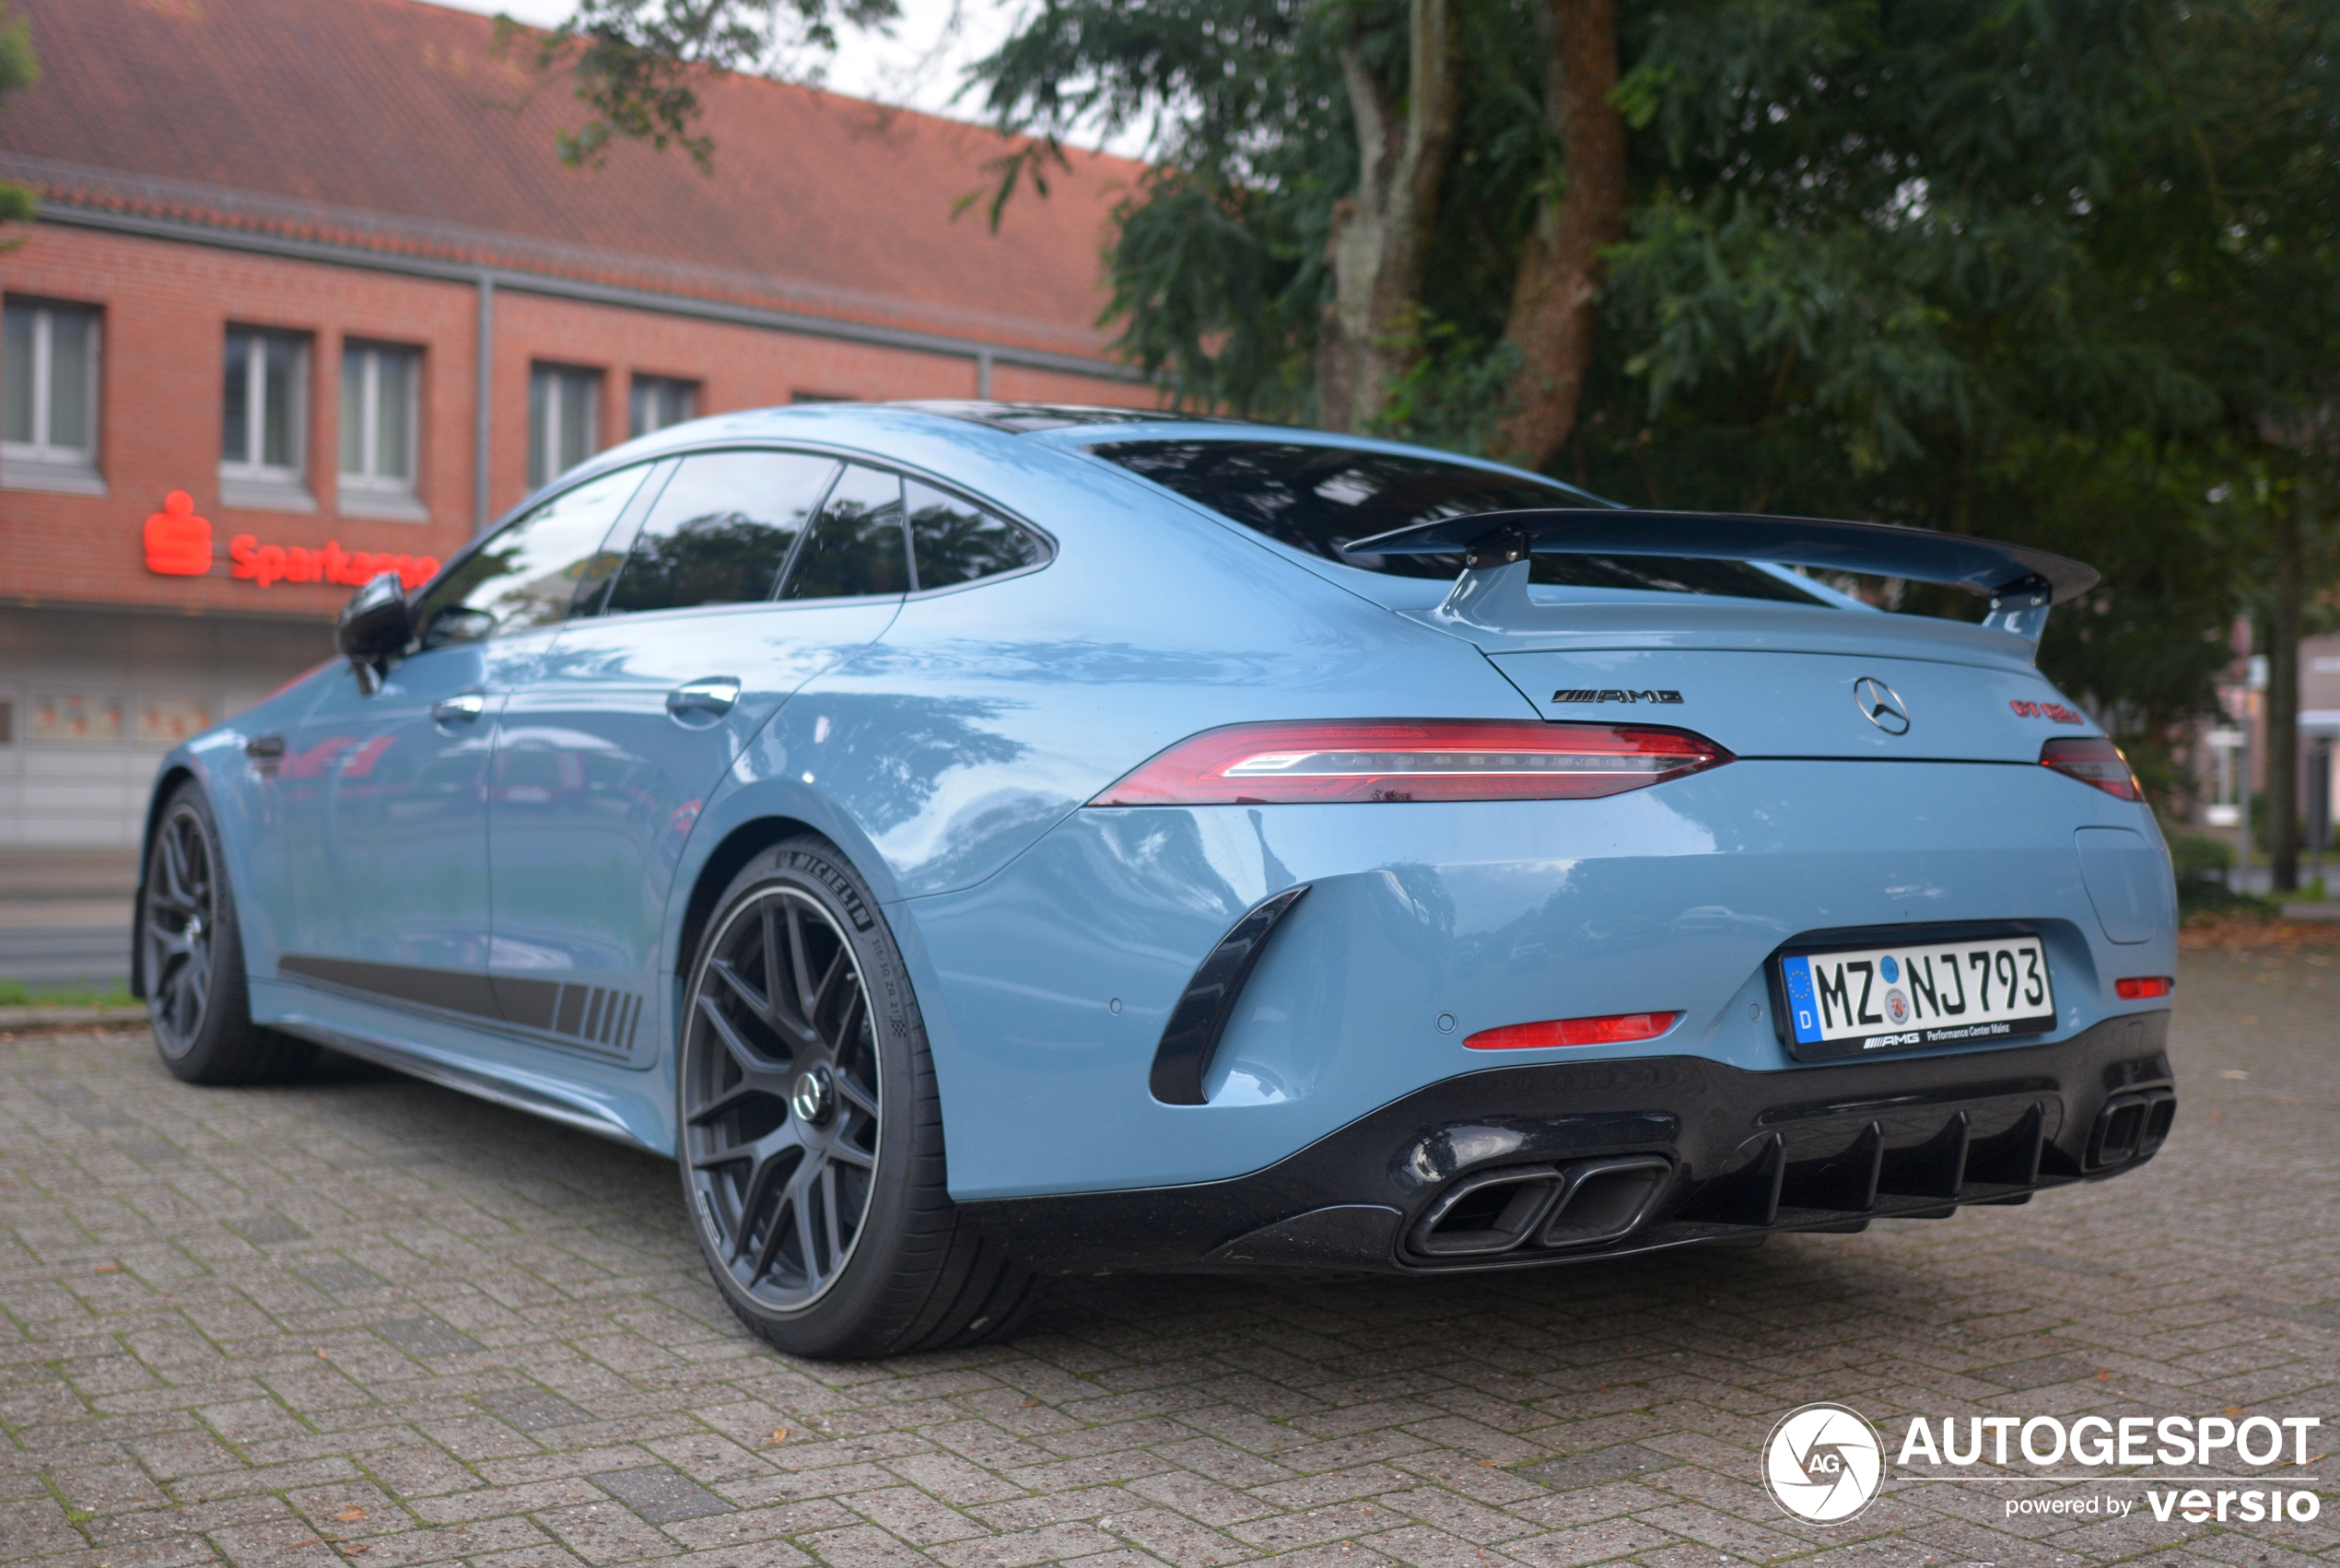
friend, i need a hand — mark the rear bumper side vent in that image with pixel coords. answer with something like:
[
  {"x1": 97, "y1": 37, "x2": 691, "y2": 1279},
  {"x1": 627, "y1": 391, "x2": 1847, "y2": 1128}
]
[
  {"x1": 1408, "y1": 1155, "x2": 1673, "y2": 1259},
  {"x1": 2087, "y1": 1088, "x2": 2175, "y2": 1171}
]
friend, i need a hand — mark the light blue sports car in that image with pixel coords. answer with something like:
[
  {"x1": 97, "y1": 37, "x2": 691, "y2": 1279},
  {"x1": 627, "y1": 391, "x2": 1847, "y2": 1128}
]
[{"x1": 135, "y1": 402, "x2": 2180, "y2": 1357}]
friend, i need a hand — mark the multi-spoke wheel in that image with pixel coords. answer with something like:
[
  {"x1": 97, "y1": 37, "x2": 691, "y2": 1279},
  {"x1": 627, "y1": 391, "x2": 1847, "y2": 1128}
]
[
  {"x1": 141, "y1": 782, "x2": 315, "y2": 1085},
  {"x1": 145, "y1": 798, "x2": 218, "y2": 1056},
  {"x1": 677, "y1": 837, "x2": 1043, "y2": 1358},
  {"x1": 684, "y1": 885, "x2": 883, "y2": 1310}
]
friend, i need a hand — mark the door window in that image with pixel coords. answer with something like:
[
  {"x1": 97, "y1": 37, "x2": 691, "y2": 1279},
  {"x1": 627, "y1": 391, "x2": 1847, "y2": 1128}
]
[
  {"x1": 603, "y1": 450, "x2": 840, "y2": 614},
  {"x1": 415, "y1": 464, "x2": 649, "y2": 647},
  {"x1": 780, "y1": 463, "x2": 908, "y2": 600},
  {"x1": 905, "y1": 479, "x2": 1047, "y2": 590}
]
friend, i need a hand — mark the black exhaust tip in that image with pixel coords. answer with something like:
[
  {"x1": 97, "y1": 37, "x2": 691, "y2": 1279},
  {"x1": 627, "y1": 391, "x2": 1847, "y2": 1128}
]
[
  {"x1": 2088, "y1": 1087, "x2": 2175, "y2": 1170},
  {"x1": 1409, "y1": 1166, "x2": 1562, "y2": 1257},
  {"x1": 1538, "y1": 1156, "x2": 1671, "y2": 1248}
]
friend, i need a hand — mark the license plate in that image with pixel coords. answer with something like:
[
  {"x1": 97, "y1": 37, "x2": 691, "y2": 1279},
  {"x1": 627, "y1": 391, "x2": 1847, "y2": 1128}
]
[{"x1": 1777, "y1": 933, "x2": 2055, "y2": 1060}]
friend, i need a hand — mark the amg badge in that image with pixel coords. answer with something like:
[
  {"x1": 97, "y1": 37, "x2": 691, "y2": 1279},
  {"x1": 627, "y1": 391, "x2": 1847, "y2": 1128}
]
[{"x1": 1552, "y1": 689, "x2": 1684, "y2": 705}]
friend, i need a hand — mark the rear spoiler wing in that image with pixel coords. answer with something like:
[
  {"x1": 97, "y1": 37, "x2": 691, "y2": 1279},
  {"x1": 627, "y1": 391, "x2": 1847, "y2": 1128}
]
[{"x1": 1344, "y1": 509, "x2": 2098, "y2": 641}]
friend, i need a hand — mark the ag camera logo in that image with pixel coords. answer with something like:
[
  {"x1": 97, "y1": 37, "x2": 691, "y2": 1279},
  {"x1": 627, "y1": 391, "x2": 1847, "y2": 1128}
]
[{"x1": 1764, "y1": 1402, "x2": 1885, "y2": 1523}]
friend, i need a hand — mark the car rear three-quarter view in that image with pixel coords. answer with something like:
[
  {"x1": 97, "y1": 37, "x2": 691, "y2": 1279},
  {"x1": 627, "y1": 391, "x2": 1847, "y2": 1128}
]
[{"x1": 132, "y1": 402, "x2": 2179, "y2": 1359}]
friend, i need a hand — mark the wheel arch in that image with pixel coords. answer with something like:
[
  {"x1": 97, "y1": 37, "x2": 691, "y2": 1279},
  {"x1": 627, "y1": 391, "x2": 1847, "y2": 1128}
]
[{"x1": 674, "y1": 813, "x2": 824, "y2": 983}]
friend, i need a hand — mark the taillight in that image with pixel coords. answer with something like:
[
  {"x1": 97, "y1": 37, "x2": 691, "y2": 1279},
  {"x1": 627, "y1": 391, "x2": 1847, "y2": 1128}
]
[
  {"x1": 2114, "y1": 977, "x2": 2173, "y2": 1000},
  {"x1": 1089, "y1": 720, "x2": 1732, "y2": 806},
  {"x1": 2041, "y1": 736, "x2": 2142, "y2": 801},
  {"x1": 1465, "y1": 1012, "x2": 1681, "y2": 1050}
]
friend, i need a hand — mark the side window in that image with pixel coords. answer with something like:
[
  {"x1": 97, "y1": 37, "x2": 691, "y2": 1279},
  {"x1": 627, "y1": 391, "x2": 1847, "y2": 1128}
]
[
  {"x1": 603, "y1": 451, "x2": 840, "y2": 615},
  {"x1": 780, "y1": 463, "x2": 908, "y2": 601},
  {"x1": 906, "y1": 480, "x2": 1046, "y2": 591},
  {"x1": 415, "y1": 464, "x2": 649, "y2": 647}
]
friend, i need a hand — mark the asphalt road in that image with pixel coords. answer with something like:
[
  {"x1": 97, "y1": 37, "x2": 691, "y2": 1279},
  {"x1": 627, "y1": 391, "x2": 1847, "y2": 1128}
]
[{"x1": 0, "y1": 943, "x2": 2331, "y2": 1568}]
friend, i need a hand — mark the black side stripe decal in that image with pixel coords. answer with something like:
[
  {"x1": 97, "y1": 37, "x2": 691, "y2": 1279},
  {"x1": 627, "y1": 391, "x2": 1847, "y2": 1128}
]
[{"x1": 280, "y1": 955, "x2": 641, "y2": 1051}]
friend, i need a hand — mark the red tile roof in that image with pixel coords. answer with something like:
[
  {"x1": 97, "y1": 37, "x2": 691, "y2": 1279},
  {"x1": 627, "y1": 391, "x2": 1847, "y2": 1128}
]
[{"x1": 0, "y1": 0, "x2": 1136, "y2": 357}]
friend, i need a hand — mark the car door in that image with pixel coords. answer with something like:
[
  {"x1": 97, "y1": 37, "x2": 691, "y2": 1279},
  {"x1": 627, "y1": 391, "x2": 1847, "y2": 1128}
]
[
  {"x1": 278, "y1": 463, "x2": 652, "y2": 1026},
  {"x1": 484, "y1": 454, "x2": 910, "y2": 1058}
]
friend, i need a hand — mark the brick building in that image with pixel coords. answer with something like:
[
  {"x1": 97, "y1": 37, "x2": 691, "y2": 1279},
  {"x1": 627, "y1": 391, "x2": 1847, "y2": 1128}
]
[{"x1": 0, "y1": 0, "x2": 1148, "y2": 852}]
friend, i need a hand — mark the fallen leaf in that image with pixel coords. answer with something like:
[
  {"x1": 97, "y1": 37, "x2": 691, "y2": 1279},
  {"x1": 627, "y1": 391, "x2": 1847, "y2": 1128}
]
[
  {"x1": 316, "y1": 1348, "x2": 329, "y2": 1359},
  {"x1": 768, "y1": 1429, "x2": 788, "y2": 1445},
  {"x1": 93, "y1": 1264, "x2": 120, "y2": 1274},
  {"x1": 340, "y1": 1546, "x2": 369, "y2": 1557},
  {"x1": 2227, "y1": 1407, "x2": 2247, "y2": 1419},
  {"x1": 2206, "y1": 1108, "x2": 2223, "y2": 1122},
  {"x1": 1478, "y1": 1459, "x2": 1498, "y2": 1469},
  {"x1": 2097, "y1": 1370, "x2": 2112, "y2": 1382},
  {"x1": 1020, "y1": 1398, "x2": 1042, "y2": 1409},
  {"x1": 336, "y1": 1507, "x2": 368, "y2": 1523}
]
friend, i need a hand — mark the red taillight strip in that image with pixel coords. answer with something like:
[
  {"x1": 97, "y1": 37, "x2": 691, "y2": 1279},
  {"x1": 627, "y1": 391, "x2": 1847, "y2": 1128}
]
[
  {"x1": 2114, "y1": 977, "x2": 2173, "y2": 1000},
  {"x1": 1464, "y1": 1012, "x2": 1681, "y2": 1050},
  {"x1": 1090, "y1": 720, "x2": 1732, "y2": 806},
  {"x1": 2041, "y1": 736, "x2": 2143, "y2": 802}
]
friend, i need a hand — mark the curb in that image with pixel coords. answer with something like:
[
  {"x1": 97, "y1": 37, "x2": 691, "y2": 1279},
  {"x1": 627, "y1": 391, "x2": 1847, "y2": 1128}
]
[{"x1": 0, "y1": 1007, "x2": 148, "y2": 1031}]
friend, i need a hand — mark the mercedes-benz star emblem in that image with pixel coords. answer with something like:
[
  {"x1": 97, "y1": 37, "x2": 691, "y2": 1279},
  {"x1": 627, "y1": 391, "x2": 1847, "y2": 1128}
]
[
  {"x1": 1853, "y1": 676, "x2": 1911, "y2": 735},
  {"x1": 790, "y1": 1066, "x2": 834, "y2": 1125}
]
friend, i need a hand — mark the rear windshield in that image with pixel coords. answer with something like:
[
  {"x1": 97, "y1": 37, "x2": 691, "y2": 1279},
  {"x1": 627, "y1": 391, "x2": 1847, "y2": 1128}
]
[{"x1": 1094, "y1": 439, "x2": 1827, "y2": 604}]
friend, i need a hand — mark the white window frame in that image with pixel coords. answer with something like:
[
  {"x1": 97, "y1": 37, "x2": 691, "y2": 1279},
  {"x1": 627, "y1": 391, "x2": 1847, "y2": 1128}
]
[
  {"x1": 338, "y1": 339, "x2": 427, "y2": 521},
  {"x1": 628, "y1": 373, "x2": 698, "y2": 439},
  {"x1": 530, "y1": 363, "x2": 601, "y2": 489},
  {"x1": 220, "y1": 326, "x2": 315, "y2": 511},
  {"x1": 2, "y1": 298, "x2": 104, "y2": 496}
]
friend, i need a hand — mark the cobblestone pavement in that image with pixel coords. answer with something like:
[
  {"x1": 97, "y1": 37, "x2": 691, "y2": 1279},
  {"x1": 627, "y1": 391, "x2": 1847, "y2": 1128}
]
[{"x1": 1, "y1": 947, "x2": 2332, "y2": 1568}]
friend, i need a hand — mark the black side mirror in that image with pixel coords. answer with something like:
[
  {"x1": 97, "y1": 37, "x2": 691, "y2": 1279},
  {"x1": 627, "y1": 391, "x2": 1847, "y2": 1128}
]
[{"x1": 337, "y1": 570, "x2": 414, "y2": 692}]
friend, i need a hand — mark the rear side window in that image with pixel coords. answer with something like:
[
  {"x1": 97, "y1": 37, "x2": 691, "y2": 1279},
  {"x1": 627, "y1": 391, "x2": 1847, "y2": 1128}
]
[
  {"x1": 906, "y1": 479, "x2": 1046, "y2": 590},
  {"x1": 603, "y1": 451, "x2": 839, "y2": 614},
  {"x1": 1094, "y1": 439, "x2": 1825, "y2": 603},
  {"x1": 415, "y1": 463, "x2": 649, "y2": 646},
  {"x1": 781, "y1": 463, "x2": 908, "y2": 600}
]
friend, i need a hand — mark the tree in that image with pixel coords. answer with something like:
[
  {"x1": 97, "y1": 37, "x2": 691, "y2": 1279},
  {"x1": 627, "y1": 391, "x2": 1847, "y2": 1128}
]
[
  {"x1": 498, "y1": 0, "x2": 898, "y2": 170},
  {"x1": 0, "y1": 6, "x2": 41, "y2": 238}
]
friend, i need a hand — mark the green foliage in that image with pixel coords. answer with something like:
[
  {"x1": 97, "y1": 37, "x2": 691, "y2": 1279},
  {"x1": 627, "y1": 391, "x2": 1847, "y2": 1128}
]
[
  {"x1": 0, "y1": 4, "x2": 40, "y2": 239},
  {"x1": 967, "y1": 0, "x2": 1556, "y2": 418},
  {"x1": 500, "y1": 0, "x2": 898, "y2": 170},
  {"x1": 0, "y1": 980, "x2": 138, "y2": 1010}
]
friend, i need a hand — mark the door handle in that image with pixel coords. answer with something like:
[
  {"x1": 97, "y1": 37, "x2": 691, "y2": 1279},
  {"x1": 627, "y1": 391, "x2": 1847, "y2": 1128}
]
[
  {"x1": 667, "y1": 676, "x2": 741, "y2": 725},
  {"x1": 243, "y1": 734, "x2": 287, "y2": 760},
  {"x1": 432, "y1": 691, "x2": 489, "y2": 724}
]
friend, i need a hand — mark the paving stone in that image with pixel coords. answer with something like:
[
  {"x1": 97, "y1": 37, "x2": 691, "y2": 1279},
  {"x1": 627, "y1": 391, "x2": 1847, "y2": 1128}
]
[
  {"x1": 0, "y1": 949, "x2": 2328, "y2": 1568},
  {"x1": 590, "y1": 1465, "x2": 733, "y2": 1524}
]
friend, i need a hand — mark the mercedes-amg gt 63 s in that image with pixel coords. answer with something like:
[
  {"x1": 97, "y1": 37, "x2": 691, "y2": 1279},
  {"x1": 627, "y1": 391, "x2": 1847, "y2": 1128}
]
[{"x1": 135, "y1": 402, "x2": 2179, "y2": 1356}]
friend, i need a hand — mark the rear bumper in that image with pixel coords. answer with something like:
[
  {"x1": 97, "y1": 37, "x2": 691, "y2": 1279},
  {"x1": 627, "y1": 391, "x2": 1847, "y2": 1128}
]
[{"x1": 960, "y1": 1010, "x2": 2173, "y2": 1275}]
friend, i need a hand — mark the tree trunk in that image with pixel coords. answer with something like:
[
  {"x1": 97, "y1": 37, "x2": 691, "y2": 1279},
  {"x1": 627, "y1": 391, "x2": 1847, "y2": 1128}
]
[
  {"x1": 2266, "y1": 493, "x2": 2303, "y2": 892},
  {"x1": 1316, "y1": 0, "x2": 1462, "y2": 433},
  {"x1": 1493, "y1": 0, "x2": 1628, "y2": 471}
]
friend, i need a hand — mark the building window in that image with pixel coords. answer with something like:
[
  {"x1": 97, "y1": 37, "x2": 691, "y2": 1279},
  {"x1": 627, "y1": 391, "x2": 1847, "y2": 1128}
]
[
  {"x1": 221, "y1": 327, "x2": 313, "y2": 509},
  {"x1": 629, "y1": 374, "x2": 698, "y2": 439},
  {"x1": 3, "y1": 298, "x2": 103, "y2": 494},
  {"x1": 339, "y1": 340, "x2": 425, "y2": 520},
  {"x1": 529, "y1": 363, "x2": 600, "y2": 489}
]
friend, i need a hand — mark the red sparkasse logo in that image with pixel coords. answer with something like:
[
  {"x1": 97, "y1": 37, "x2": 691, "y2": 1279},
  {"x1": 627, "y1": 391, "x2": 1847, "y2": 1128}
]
[
  {"x1": 137, "y1": 489, "x2": 439, "y2": 591},
  {"x1": 143, "y1": 491, "x2": 213, "y2": 576}
]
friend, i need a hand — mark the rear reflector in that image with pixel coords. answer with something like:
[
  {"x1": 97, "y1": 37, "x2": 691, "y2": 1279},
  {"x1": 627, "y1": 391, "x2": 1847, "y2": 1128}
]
[
  {"x1": 2041, "y1": 735, "x2": 2142, "y2": 801},
  {"x1": 2114, "y1": 976, "x2": 2173, "y2": 1000},
  {"x1": 1465, "y1": 1012, "x2": 1681, "y2": 1050},
  {"x1": 1090, "y1": 720, "x2": 1731, "y2": 806}
]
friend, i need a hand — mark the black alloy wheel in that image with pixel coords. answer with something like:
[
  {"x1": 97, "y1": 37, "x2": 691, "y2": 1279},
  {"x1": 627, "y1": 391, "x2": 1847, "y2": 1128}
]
[
  {"x1": 683, "y1": 883, "x2": 883, "y2": 1310},
  {"x1": 142, "y1": 782, "x2": 315, "y2": 1085},
  {"x1": 676, "y1": 837, "x2": 1041, "y2": 1358},
  {"x1": 145, "y1": 797, "x2": 219, "y2": 1057}
]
